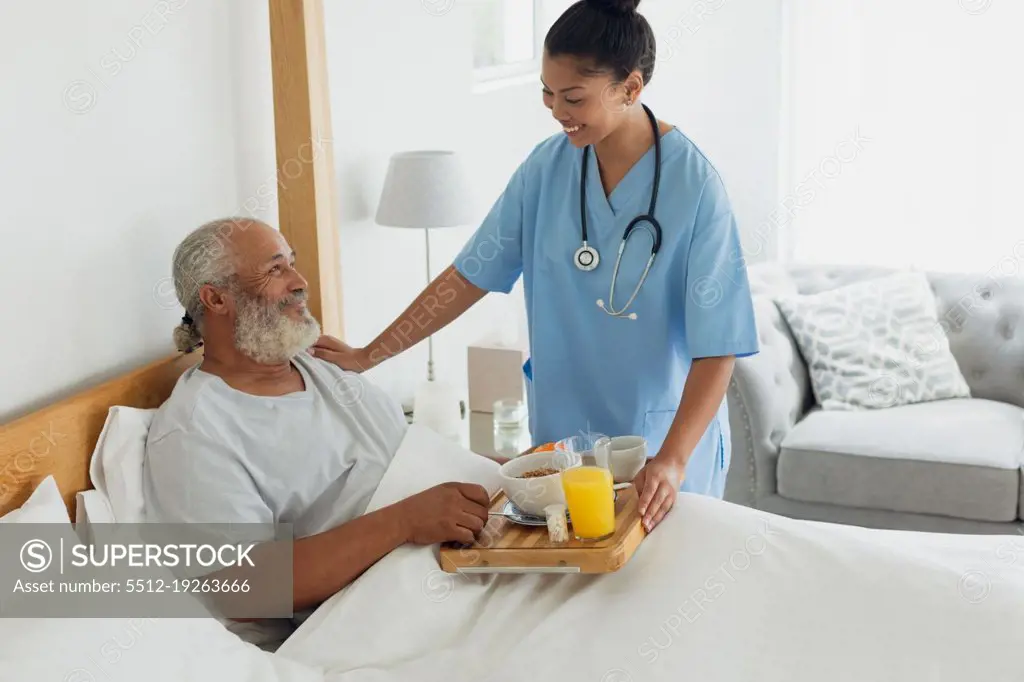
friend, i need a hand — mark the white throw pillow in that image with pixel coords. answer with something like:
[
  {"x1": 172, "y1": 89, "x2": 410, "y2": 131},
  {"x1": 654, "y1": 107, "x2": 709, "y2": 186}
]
[
  {"x1": 775, "y1": 271, "x2": 971, "y2": 410},
  {"x1": 88, "y1": 406, "x2": 155, "y2": 522}
]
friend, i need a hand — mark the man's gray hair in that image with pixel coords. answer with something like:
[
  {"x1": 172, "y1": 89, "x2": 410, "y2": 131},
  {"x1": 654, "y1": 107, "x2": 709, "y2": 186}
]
[{"x1": 170, "y1": 217, "x2": 252, "y2": 352}]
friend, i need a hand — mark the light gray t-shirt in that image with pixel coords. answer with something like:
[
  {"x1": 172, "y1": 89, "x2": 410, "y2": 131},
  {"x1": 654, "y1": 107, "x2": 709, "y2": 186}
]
[
  {"x1": 142, "y1": 352, "x2": 408, "y2": 537},
  {"x1": 141, "y1": 352, "x2": 408, "y2": 648}
]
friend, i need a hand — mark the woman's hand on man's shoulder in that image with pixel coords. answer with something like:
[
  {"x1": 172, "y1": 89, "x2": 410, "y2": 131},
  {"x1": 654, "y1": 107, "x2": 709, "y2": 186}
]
[{"x1": 308, "y1": 335, "x2": 372, "y2": 373}]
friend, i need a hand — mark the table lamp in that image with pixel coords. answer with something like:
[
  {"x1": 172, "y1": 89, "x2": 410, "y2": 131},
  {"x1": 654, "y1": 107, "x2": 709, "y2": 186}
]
[{"x1": 375, "y1": 150, "x2": 475, "y2": 441}]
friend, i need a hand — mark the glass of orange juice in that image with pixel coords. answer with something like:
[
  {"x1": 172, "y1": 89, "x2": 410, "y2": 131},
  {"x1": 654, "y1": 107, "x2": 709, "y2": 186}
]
[{"x1": 555, "y1": 434, "x2": 616, "y2": 541}]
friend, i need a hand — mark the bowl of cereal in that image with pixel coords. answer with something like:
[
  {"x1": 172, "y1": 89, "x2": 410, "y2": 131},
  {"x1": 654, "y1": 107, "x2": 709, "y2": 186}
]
[{"x1": 497, "y1": 449, "x2": 581, "y2": 517}]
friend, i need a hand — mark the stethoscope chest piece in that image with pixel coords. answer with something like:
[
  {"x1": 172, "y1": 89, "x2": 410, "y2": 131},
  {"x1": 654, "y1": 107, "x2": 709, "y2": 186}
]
[{"x1": 574, "y1": 243, "x2": 600, "y2": 271}]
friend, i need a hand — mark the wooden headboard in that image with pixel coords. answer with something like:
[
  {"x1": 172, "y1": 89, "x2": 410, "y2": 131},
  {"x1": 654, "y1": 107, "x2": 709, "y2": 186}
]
[{"x1": 0, "y1": 351, "x2": 202, "y2": 517}]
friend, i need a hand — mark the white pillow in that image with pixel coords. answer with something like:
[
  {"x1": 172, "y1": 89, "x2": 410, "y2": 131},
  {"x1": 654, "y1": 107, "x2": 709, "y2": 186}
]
[
  {"x1": 0, "y1": 476, "x2": 82, "y2": 616},
  {"x1": 74, "y1": 489, "x2": 116, "y2": 545},
  {"x1": 775, "y1": 271, "x2": 972, "y2": 410},
  {"x1": 0, "y1": 475, "x2": 70, "y2": 524},
  {"x1": 88, "y1": 406, "x2": 155, "y2": 522}
]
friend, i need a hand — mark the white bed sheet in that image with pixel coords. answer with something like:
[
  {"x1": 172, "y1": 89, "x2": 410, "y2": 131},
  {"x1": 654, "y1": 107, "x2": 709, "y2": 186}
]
[
  {"x1": 276, "y1": 424, "x2": 1024, "y2": 682},
  {"x1": 0, "y1": 479, "x2": 323, "y2": 682}
]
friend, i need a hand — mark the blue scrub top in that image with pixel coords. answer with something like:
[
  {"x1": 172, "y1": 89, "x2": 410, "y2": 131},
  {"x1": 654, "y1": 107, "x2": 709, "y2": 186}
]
[{"x1": 452, "y1": 127, "x2": 759, "y2": 498}]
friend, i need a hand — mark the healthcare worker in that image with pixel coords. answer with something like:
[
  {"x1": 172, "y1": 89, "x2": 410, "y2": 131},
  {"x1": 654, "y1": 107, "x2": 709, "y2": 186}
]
[{"x1": 312, "y1": 0, "x2": 759, "y2": 532}]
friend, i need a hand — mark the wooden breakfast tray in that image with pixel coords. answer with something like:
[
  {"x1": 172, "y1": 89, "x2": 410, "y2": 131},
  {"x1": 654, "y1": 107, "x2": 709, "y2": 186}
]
[{"x1": 438, "y1": 485, "x2": 647, "y2": 574}]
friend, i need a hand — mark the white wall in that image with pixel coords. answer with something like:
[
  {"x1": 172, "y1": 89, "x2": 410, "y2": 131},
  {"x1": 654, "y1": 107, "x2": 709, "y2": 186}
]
[
  {"x1": 0, "y1": 0, "x2": 783, "y2": 421},
  {"x1": 642, "y1": 0, "x2": 784, "y2": 263},
  {"x1": 0, "y1": 0, "x2": 245, "y2": 423},
  {"x1": 782, "y1": 0, "x2": 1024, "y2": 272}
]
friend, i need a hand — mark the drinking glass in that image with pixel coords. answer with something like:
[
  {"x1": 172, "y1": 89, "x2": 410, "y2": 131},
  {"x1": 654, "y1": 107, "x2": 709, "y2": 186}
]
[
  {"x1": 555, "y1": 434, "x2": 616, "y2": 541},
  {"x1": 492, "y1": 399, "x2": 527, "y2": 457}
]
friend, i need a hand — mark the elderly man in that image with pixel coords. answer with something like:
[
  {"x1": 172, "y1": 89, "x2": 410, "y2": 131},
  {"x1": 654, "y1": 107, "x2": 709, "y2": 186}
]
[{"x1": 143, "y1": 217, "x2": 491, "y2": 645}]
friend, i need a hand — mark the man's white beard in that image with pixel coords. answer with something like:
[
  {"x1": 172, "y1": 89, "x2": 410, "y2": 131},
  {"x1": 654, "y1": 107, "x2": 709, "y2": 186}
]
[{"x1": 233, "y1": 289, "x2": 321, "y2": 364}]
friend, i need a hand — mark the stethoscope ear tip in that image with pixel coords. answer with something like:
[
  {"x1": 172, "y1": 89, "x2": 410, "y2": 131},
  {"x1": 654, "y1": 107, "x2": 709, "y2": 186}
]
[{"x1": 628, "y1": 313, "x2": 637, "y2": 320}]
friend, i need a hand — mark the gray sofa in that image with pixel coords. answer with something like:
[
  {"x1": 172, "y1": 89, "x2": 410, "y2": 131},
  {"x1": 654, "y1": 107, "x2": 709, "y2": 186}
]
[{"x1": 725, "y1": 262, "x2": 1024, "y2": 535}]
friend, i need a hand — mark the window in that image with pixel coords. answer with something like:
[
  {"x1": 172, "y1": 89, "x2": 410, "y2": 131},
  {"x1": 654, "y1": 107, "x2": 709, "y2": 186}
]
[{"x1": 466, "y1": 0, "x2": 569, "y2": 86}]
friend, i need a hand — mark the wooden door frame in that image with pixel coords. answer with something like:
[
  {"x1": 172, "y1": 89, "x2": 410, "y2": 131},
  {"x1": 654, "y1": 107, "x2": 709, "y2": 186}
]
[{"x1": 268, "y1": 0, "x2": 344, "y2": 339}]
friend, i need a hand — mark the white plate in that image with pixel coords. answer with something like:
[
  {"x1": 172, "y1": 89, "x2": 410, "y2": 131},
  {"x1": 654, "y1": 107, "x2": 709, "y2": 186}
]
[
  {"x1": 500, "y1": 489, "x2": 622, "y2": 527},
  {"x1": 500, "y1": 500, "x2": 561, "y2": 527}
]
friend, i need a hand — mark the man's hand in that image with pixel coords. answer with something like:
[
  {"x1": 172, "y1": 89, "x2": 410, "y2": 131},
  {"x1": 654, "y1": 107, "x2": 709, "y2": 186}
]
[
  {"x1": 396, "y1": 482, "x2": 491, "y2": 545},
  {"x1": 309, "y1": 335, "x2": 371, "y2": 373},
  {"x1": 633, "y1": 455, "x2": 686, "y2": 532}
]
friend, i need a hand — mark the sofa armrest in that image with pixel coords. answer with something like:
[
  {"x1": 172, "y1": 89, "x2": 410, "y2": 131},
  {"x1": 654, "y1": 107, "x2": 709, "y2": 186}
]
[{"x1": 725, "y1": 296, "x2": 813, "y2": 506}]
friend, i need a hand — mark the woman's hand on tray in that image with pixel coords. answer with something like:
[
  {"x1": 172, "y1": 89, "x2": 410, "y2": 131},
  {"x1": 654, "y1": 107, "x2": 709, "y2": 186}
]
[{"x1": 634, "y1": 456, "x2": 686, "y2": 532}]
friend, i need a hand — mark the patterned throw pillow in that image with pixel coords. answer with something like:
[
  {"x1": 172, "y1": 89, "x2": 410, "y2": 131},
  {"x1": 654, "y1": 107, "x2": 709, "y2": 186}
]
[{"x1": 775, "y1": 271, "x2": 971, "y2": 410}]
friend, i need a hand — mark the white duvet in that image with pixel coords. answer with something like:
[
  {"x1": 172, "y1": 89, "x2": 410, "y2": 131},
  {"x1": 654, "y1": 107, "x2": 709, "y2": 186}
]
[{"x1": 276, "y1": 425, "x2": 1024, "y2": 682}]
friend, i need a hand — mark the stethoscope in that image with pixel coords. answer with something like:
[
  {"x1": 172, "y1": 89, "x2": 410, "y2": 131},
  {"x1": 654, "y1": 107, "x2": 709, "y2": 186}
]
[{"x1": 575, "y1": 103, "x2": 663, "y2": 321}]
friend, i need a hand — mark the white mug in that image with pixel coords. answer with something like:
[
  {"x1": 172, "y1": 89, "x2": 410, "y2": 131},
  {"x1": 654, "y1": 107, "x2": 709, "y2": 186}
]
[{"x1": 609, "y1": 435, "x2": 648, "y2": 484}]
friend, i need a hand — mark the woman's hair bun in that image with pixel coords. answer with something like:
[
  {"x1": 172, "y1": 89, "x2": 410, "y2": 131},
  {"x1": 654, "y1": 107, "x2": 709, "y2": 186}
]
[{"x1": 586, "y1": 0, "x2": 641, "y2": 17}]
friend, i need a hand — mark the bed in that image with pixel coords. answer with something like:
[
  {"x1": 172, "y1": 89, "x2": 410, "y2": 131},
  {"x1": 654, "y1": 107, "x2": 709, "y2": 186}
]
[{"x1": 2, "y1": 349, "x2": 1023, "y2": 682}]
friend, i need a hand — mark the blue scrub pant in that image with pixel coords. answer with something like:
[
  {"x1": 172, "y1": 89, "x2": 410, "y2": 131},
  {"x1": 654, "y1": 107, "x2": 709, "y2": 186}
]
[{"x1": 677, "y1": 419, "x2": 729, "y2": 499}]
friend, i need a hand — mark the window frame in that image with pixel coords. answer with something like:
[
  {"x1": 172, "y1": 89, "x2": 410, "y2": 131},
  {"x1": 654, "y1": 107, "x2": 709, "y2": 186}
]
[{"x1": 471, "y1": 0, "x2": 545, "y2": 87}]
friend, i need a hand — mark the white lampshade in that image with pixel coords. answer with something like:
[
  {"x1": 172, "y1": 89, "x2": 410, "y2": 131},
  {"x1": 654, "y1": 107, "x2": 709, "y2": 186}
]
[{"x1": 375, "y1": 150, "x2": 476, "y2": 229}]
